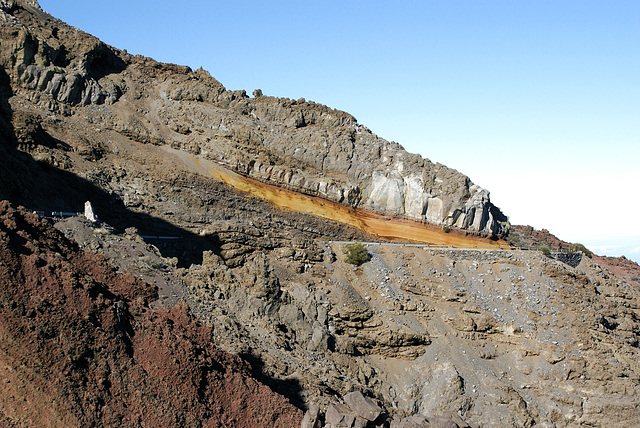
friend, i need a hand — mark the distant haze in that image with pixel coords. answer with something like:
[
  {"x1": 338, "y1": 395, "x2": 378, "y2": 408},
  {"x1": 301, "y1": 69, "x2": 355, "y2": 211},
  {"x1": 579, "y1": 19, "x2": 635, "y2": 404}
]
[{"x1": 39, "y1": 0, "x2": 640, "y2": 263}]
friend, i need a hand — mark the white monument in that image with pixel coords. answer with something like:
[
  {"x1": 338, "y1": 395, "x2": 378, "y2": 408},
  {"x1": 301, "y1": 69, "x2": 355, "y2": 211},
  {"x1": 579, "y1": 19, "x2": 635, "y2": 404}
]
[{"x1": 84, "y1": 201, "x2": 97, "y2": 222}]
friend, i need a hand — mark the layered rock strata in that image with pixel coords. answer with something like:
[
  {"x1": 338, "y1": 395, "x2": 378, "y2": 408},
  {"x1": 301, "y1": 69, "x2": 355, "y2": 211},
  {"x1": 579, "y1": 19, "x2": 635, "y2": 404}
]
[
  {"x1": 0, "y1": 0, "x2": 508, "y2": 235},
  {"x1": 5, "y1": 2, "x2": 640, "y2": 427}
]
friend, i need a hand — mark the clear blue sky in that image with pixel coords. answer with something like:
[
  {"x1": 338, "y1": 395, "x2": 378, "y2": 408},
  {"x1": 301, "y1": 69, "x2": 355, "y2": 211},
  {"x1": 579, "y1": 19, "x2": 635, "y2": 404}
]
[{"x1": 39, "y1": 1, "x2": 640, "y2": 262}]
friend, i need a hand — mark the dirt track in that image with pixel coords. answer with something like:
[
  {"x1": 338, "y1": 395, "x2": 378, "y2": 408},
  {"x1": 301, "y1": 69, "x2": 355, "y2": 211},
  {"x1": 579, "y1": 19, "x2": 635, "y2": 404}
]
[{"x1": 167, "y1": 148, "x2": 505, "y2": 247}]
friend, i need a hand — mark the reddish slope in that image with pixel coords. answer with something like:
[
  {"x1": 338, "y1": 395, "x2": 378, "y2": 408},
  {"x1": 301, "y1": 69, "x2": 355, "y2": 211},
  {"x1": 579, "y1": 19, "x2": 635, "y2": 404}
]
[
  {"x1": 594, "y1": 255, "x2": 640, "y2": 289},
  {"x1": 0, "y1": 201, "x2": 302, "y2": 427}
]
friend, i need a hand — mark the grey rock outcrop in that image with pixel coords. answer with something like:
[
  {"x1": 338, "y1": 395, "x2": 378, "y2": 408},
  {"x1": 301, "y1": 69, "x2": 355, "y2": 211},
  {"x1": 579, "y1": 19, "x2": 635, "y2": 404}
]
[
  {"x1": 1, "y1": 0, "x2": 125, "y2": 109},
  {"x1": 0, "y1": 0, "x2": 508, "y2": 236},
  {"x1": 217, "y1": 108, "x2": 509, "y2": 234}
]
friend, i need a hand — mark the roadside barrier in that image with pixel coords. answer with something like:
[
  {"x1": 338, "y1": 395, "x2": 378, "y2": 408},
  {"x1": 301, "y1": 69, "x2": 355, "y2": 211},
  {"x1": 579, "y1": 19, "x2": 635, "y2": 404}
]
[
  {"x1": 33, "y1": 211, "x2": 82, "y2": 218},
  {"x1": 328, "y1": 241, "x2": 568, "y2": 253}
]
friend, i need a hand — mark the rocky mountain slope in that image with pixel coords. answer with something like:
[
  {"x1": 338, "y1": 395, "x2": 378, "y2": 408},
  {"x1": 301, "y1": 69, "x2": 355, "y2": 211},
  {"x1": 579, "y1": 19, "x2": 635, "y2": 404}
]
[
  {"x1": 0, "y1": 202, "x2": 302, "y2": 427},
  {"x1": 0, "y1": 0, "x2": 508, "y2": 236},
  {"x1": 1, "y1": 1, "x2": 640, "y2": 427}
]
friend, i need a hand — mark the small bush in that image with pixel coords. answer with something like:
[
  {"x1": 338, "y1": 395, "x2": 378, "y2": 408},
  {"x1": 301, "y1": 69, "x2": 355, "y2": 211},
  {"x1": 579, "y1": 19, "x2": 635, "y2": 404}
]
[
  {"x1": 569, "y1": 243, "x2": 592, "y2": 258},
  {"x1": 343, "y1": 242, "x2": 371, "y2": 266},
  {"x1": 442, "y1": 225, "x2": 451, "y2": 233},
  {"x1": 540, "y1": 245, "x2": 551, "y2": 257}
]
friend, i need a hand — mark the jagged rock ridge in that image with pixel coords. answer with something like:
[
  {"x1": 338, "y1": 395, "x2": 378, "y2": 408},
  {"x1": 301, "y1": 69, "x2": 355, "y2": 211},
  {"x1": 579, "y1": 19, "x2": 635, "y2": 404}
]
[{"x1": 1, "y1": 0, "x2": 508, "y2": 235}]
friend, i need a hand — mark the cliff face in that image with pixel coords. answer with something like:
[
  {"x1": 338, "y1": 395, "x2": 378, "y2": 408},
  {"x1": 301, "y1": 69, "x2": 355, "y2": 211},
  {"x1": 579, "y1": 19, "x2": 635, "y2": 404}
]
[
  {"x1": 0, "y1": 0, "x2": 508, "y2": 235},
  {"x1": 4, "y1": 2, "x2": 640, "y2": 428}
]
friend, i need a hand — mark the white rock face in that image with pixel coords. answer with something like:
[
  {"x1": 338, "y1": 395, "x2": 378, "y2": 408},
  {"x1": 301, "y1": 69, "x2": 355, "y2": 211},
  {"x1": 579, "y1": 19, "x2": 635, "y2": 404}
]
[
  {"x1": 403, "y1": 174, "x2": 430, "y2": 218},
  {"x1": 425, "y1": 197, "x2": 444, "y2": 224},
  {"x1": 236, "y1": 132, "x2": 509, "y2": 234},
  {"x1": 368, "y1": 172, "x2": 405, "y2": 214},
  {"x1": 355, "y1": 152, "x2": 506, "y2": 234}
]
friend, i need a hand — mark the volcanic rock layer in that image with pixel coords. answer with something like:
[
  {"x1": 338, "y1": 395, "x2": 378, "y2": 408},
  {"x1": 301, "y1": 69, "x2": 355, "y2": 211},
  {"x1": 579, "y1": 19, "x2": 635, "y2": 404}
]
[
  {"x1": 1, "y1": 1, "x2": 640, "y2": 427},
  {"x1": 0, "y1": 0, "x2": 508, "y2": 236}
]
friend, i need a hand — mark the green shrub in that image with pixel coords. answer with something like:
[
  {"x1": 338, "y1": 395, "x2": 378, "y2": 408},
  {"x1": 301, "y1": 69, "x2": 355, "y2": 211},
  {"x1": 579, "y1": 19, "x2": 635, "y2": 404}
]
[
  {"x1": 442, "y1": 225, "x2": 451, "y2": 233},
  {"x1": 343, "y1": 242, "x2": 371, "y2": 266},
  {"x1": 569, "y1": 243, "x2": 592, "y2": 258},
  {"x1": 540, "y1": 245, "x2": 551, "y2": 257}
]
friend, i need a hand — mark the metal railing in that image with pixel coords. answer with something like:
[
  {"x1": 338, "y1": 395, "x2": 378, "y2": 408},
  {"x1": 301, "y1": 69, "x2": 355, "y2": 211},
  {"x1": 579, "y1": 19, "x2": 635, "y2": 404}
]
[{"x1": 329, "y1": 241, "x2": 570, "y2": 253}]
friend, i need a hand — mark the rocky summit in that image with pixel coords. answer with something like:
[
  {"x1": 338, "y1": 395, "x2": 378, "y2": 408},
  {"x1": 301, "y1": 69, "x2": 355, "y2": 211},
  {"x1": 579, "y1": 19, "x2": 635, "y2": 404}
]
[{"x1": 1, "y1": 1, "x2": 640, "y2": 427}]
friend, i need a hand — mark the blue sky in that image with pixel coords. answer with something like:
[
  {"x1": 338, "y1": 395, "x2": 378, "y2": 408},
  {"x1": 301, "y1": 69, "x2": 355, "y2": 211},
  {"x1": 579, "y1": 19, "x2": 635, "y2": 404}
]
[{"x1": 38, "y1": 1, "x2": 640, "y2": 263}]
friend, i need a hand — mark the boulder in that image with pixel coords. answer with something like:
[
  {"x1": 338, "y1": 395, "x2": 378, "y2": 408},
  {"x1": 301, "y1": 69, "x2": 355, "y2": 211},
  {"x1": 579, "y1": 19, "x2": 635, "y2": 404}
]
[
  {"x1": 326, "y1": 403, "x2": 356, "y2": 427},
  {"x1": 84, "y1": 201, "x2": 97, "y2": 222},
  {"x1": 301, "y1": 404, "x2": 321, "y2": 428},
  {"x1": 344, "y1": 391, "x2": 382, "y2": 422}
]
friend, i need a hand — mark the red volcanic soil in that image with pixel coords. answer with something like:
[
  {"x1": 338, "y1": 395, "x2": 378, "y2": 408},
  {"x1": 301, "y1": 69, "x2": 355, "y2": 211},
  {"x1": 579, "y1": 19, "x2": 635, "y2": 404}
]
[
  {"x1": 594, "y1": 255, "x2": 640, "y2": 289},
  {"x1": 0, "y1": 201, "x2": 302, "y2": 427}
]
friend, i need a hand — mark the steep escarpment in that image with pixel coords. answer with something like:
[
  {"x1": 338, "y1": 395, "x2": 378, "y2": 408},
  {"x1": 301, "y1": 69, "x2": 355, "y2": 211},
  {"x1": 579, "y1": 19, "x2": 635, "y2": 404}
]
[
  {"x1": 0, "y1": 201, "x2": 302, "y2": 427},
  {"x1": 0, "y1": 0, "x2": 125, "y2": 108},
  {"x1": 0, "y1": 0, "x2": 508, "y2": 235},
  {"x1": 3, "y1": 2, "x2": 640, "y2": 427}
]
